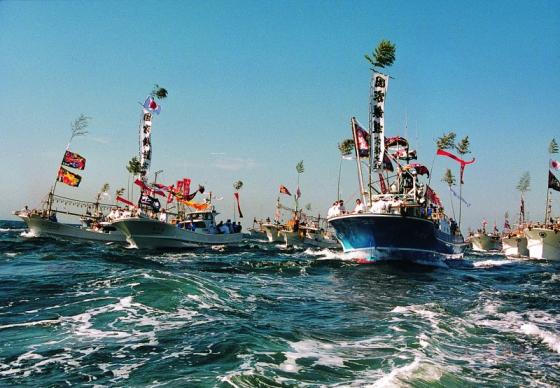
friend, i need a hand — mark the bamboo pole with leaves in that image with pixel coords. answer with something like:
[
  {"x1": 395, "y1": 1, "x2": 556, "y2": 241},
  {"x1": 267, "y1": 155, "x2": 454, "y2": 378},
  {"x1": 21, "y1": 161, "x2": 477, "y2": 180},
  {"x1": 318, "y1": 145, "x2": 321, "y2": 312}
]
[
  {"x1": 295, "y1": 160, "x2": 304, "y2": 211},
  {"x1": 442, "y1": 168, "x2": 456, "y2": 220},
  {"x1": 545, "y1": 138, "x2": 558, "y2": 223},
  {"x1": 337, "y1": 139, "x2": 354, "y2": 200},
  {"x1": 94, "y1": 183, "x2": 110, "y2": 216},
  {"x1": 115, "y1": 187, "x2": 126, "y2": 206},
  {"x1": 126, "y1": 156, "x2": 141, "y2": 201},
  {"x1": 48, "y1": 114, "x2": 91, "y2": 213},
  {"x1": 516, "y1": 172, "x2": 530, "y2": 224}
]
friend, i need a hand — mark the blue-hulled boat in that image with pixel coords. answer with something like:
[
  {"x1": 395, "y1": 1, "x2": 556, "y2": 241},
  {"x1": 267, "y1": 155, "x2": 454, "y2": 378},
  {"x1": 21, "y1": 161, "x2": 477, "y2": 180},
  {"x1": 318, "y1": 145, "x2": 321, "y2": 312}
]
[
  {"x1": 328, "y1": 67, "x2": 467, "y2": 265},
  {"x1": 329, "y1": 209, "x2": 466, "y2": 264}
]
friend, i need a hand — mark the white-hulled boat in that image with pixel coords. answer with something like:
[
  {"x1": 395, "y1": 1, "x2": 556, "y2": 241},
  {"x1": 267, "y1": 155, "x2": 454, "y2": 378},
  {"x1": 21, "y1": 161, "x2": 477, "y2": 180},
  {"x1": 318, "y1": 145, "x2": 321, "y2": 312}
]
[
  {"x1": 470, "y1": 232, "x2": 501, "y2": 252},
  {"x1": 501, "y1": 233, "x2": 529, "y2": 257},
  {"x1": 247, "y1": 219, "x2": 268, "y2": 240},
  {"x1": 261, "y1": 222, "x2": 283, "y2": 243},
  {"x1": 111, "y1": 209, "x2": 243, "y2": 249},
  {"x1": 299, "y1": 225, "x2": 340, "y2": 249},
  {"x1": 524, "y1": 226, "x2": 560, "y2": 260},
  {"x1": 14, "y1": 210, "x2": 125, "y2": 243}
]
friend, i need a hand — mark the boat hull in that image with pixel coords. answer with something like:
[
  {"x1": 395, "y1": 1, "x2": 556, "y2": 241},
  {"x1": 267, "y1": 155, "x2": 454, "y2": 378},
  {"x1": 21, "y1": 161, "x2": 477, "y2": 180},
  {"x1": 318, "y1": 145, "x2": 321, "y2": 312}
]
[
  {"x1": 17, "y1": 214, "x2": 125, "y2": 243},
  {"x1": 470, "y1": 233, "x2": 501, "y2": 252},
  {"x1": 501, "y1": 235, "x2": 529, "y2": 257},
  {"x1": 261, "y1": 223, "x2": 283, "y2": 243},
  {"x1": 112, "y1": 217, "x2": 243, "y2": 249},
  {"x1": 328, "y1": 214, "x2": 465, "y2": 264},
  {"x1": 524, "y1": 227, "x2": 560, "y2": 260}
]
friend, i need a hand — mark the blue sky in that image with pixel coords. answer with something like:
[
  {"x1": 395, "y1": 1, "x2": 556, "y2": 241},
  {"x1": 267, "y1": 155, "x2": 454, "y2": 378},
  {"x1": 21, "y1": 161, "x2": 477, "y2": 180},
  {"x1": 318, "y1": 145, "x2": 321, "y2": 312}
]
[{"x1": 1, "y1": 0, "x2": 559, "y2": 230}]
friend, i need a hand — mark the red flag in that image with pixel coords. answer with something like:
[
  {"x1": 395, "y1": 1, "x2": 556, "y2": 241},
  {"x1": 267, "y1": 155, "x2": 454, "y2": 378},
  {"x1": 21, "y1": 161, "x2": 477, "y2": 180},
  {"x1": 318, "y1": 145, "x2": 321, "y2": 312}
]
[
  {"x1": 296, "y1": 186, "x2": 301, "y2": 199},
  {"x1": 378, "y1": 173, "x2": 387, "y2": 194},
  {"x1": 279, "y1": 185, "x2": 291, "y2": 196},
  {"x1": 167, "y1": 185, "x2": 175, "y2": 204},
  {"x1": 182, "y1": 178, "x2": 191, "y2": 197},
  {"x1": 234, "y1": 192, "x2": 243, "y2": 218},
  {"x1": 116, "y1": 196, "x2": 135, "y2": 207},
  {"x1": 353, "y1": 118, "x2": 370, "y2": 158},
  {"x1": 176, "y1": 180, "x2": 184, "y2": 198},
  {"x1": 436, "y1": 149, "x2": 475, "y2": 184},
  {"x1": 425, "y1": 186, "x2": 442, "y2": 207}
]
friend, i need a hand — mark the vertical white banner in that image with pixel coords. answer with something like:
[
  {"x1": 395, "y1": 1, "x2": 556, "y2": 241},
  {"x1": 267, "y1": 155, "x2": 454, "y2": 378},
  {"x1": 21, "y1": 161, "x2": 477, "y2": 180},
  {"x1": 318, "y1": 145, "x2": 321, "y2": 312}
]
[
  {"x1": 370, "y1": 72, "x2": 389, "y2": 171},
  {"x1": 140, "y1": 110, "x2": 153, "y2": 183}
]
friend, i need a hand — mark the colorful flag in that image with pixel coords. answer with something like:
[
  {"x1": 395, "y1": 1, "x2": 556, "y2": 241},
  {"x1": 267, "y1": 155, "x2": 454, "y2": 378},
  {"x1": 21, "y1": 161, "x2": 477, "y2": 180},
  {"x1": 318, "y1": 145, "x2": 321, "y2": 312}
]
[
  {"x1": 548, "y1": 171, "x2": 560, "y2": 192},
  {"x1": 382, "y1": 153, "x2": 394, "y2": 172},
  {"x1": 436, "y1": 149, "x2": 476, "y2": 184},
  {"x1": 234, "y1": 192, "x2": 243, "y2": 218},
  {"x1": 392, "y1": 148, "x2": 417, "y2": 161},
  {"x1": 279, "y1": 185, "x2": 291, "y2": 196},
  {"x1": 143, "y1": 96, "x2": 161, "y2": 115},
  {"x1": 402, "y1": 163, "x2": 430, "y2": 177},
  {"x1": 57, "y1": 167, "x2": 82, "y2": 187},
  {"x1": 504, "y1": 219, "x2": 511, "y2": 230},
  {"x1": 62, "y1": 150, "x2": 86, "y2": 170},
  {"x1": 296, "y1": 186, "x2": 301, "y2": 199},
  {"x1": 551, "y1": 159, "x2": 560, "y2": 170},
  {"x1": 138, "y1": 193, "x2": 161, "y2": 212},
  {"x1": 352, "y1": 118, "x2": 370, "y2": 158},
  {"x1": 385, "y1": 136, "x2": 409, "y2": 148},
  {"x1": 425, "y1": 186, "x2": 442, "y2": 207}
]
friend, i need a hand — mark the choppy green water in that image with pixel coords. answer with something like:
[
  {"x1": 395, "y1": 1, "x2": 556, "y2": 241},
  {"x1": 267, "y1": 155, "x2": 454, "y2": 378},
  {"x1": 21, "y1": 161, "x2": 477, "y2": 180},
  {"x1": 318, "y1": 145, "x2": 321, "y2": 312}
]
[{"x1": 1, "y1": 220, "x2": 559, "y2": 386}]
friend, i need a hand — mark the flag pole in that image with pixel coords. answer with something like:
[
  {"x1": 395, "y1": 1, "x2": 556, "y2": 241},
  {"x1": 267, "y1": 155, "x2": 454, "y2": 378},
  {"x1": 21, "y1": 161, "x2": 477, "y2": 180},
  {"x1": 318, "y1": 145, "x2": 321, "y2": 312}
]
[{"x1": 351, "y1": 118, "x2": 367, "y2": 205}]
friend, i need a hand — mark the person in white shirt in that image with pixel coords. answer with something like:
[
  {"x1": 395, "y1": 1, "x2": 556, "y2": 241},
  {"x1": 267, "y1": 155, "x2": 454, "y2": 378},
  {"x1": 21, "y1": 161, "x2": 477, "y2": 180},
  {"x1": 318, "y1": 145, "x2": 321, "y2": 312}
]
[
  {"x1": 327, "y1": 201, "x2": 339, "y2": 218},
  {"x1": 370, "y1": 197, "x2": 387, "y2": 214},
  {"x1": 158, "y1": 209, "x2": 167, "y2": 223},
  {"x1": 353, "y1": 198, "x2": 366, "y2": 213}
]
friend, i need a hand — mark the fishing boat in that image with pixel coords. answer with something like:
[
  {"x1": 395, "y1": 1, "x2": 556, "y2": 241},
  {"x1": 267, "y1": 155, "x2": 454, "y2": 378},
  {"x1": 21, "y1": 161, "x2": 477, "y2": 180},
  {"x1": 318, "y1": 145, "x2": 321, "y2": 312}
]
[
  {"x1": 524, "y1": 225, "x2": 560, "y2": 260},
  {"x1": 247, "y1": 218, "x2": 268, "y2": 240},
  {"x1": 502, "y1": 231, "x2": 529, "y2": 257},
  {"x1": 109, "y1": 92, "x2": 242, "y2": 249},
  {"x1": 299, "y1": 225, "x2": 339, "y2": 249},
  {"x1": 523, "y1": 163, "x2": 560, "y2": 260},
  {"x1": 501, "y1": 201, "x2": 528, "y2": 257},
  {"x1": 470, "y1": 229, "x2": 502, "y2": 252},
  {"x1": 328, "y1": 68, "x2": 468, "y2": 264},
  {"x1": 14, "y1": 115, "x2": 126, "y2": 243},
  {"x1": 111, "y1": 208, "x2": 243, "y2": 249},
  {"x1": 14, "y1": 206, "x2": 124, "y2": 243}
]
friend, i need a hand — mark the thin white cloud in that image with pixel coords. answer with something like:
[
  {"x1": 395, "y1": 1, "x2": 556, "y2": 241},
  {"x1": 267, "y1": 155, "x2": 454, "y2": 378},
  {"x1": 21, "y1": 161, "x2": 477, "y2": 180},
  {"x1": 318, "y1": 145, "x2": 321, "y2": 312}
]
[{"x1": 213, "y1": 156, "x2": 257, "y2": 171}]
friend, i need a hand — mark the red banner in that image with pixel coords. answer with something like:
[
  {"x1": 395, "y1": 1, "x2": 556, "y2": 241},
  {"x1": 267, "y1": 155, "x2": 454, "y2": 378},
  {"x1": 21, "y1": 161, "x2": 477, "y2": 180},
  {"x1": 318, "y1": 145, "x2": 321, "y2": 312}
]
[
  {"x1": 436, "y1": 149, "x2": 475, "y2": 184},
  {"x1": 116, "y1": 196, "x2": 135, "y2": 207},
  {"x1": 234, "y1": 192, "x2": 243, "y2": 218}
]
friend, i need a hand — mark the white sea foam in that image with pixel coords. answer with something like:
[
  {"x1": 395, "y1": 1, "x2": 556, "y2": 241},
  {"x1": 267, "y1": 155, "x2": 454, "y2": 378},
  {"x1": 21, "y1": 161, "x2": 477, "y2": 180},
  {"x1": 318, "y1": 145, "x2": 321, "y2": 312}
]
[
  {"x1": 520, "y1": 323, "x2": 560, "y2": 354},
  {"x1": 20, "y1": 230, "x2": 37, "y2": 238},
  {"x1": 5, "y1": 252, "x2": 18, "y2": 257},
  {"x1": 304, "y1": 248, "x2": 346, "y2": 261},
  {"x1": 0, "y1": 317, "x2": 62, "y2": 330},
  {"x1": 471, "y1": 301, "x2": 560, "y2": 355},
  {"x1": 279, "y1": 339, "x2": 346, "y2": 373},
  {"x1": 372, "y1": 357, "x2": 442, "y2": 387},
  {"x1": 472, "y1": 259, "x2": 515, "y2": 268}
]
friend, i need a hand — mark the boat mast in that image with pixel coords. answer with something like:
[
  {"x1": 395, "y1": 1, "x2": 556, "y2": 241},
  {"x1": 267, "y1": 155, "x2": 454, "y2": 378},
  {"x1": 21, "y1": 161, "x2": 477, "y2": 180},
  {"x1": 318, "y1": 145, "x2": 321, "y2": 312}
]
[{"x1": 351, "y1": 117, "x2": 367, "y2": 205}]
